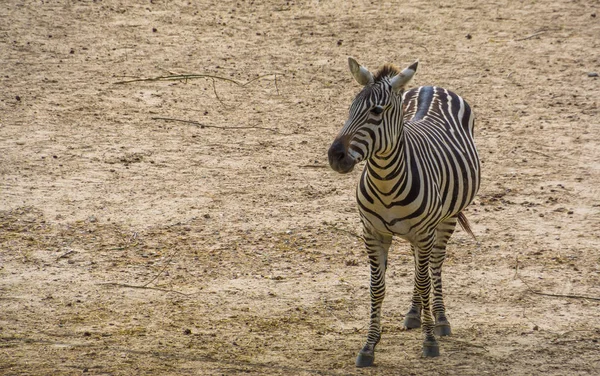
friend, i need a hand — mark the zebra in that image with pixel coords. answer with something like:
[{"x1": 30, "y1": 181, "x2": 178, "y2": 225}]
[{"x1": 327, "y1": 57, "x2": 481, "y2": 367}]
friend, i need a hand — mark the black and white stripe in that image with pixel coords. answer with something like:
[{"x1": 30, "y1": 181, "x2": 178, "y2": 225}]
[{"x1": 328, "y1": 58, "x2": 481, "y2": 366}]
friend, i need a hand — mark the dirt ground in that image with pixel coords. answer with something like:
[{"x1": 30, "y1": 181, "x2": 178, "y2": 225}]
[{"x1": 1, "y1": 0, "x2": 599, "y2": 375}]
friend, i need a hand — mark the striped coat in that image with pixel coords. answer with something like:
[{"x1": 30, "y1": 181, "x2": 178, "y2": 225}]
[
  {"x1": 357, "y1": 85, "x2": 480, "y2": 243},
  {"x1": 328, "y1": 58, "x2": 480, "y2": 367}
]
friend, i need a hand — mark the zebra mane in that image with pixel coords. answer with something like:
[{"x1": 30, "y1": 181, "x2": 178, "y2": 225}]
[{"x1": 374, "y1": 64, "x2": 401, "y2": 82}]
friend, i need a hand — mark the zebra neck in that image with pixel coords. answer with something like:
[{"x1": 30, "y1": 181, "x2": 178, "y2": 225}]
[
  {"x1": 364, "y1": 95, "x2": 407, "y2": 185},
  {"x1": 366, "y1": 130, "x2": 408, "y2": 182}
]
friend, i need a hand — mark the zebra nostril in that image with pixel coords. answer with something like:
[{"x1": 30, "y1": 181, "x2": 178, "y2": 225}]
[{"x1": 328, "y1": 141, "x2": 346, "y2": 163}]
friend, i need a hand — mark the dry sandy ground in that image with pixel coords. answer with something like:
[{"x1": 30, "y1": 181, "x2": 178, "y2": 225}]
[{"x1": 1, "y1": 0, "x2": 599, "y2": 375}]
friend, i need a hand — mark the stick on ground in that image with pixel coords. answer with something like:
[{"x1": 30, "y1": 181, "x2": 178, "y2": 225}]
[
  {"x1": 151, "y1": 117, "x2": 281, "y2": 133},
  {"x1": 517, "y1": 272, "x2": 600, "y2": 301}
]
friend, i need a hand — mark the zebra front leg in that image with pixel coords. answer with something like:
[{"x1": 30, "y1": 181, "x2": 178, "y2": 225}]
[
  {"x1": 414, "y1": 236, "x2": 439, "y2": 357},
  {"x1": 431, "y1": 216, "x2": 458, "y2": 337},
  {"x1": 356, "y1": 227, "x2": 392, "y2": 368}
]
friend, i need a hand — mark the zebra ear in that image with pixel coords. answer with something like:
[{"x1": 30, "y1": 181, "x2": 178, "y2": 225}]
[
  {"x1": 390, "y1": 60, "x2": 419, "y2": 92},
  {"x1": 348, "y1": 57, "x2": 374, "y2": 86}
]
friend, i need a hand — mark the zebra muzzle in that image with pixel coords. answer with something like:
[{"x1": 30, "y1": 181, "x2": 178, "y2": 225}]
[{"x1": 328, "y1": 138, "x2": 356, "y2": 173}]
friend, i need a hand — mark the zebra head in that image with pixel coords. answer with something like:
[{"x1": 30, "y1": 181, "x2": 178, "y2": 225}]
[{"x1": 328, "y1": 57, "x2": 418, "y2": 173}]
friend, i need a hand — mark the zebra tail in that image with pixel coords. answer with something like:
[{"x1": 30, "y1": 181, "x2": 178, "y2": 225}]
[{"x1": 457, "y1": 212, "x2": 477, "y2": 241}]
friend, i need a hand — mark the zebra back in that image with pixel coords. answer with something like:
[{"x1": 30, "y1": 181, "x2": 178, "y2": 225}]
[{"x1": 400, "y1": 85, "x2": 480, "y2": 224}]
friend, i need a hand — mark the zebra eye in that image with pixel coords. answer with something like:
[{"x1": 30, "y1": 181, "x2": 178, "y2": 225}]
[{"x1": 370, "y1": 106, "x2": 384, "y2": 115}]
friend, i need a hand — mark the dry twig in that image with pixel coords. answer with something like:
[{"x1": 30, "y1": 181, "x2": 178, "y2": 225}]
[
  {"x1": 210, "y1": 77, "x2": 225, "y2": 107},
  {"x1": 524, "y1": 149, "x2": 551, "y2": 158},
  {"x1": 514, "y1": 260, "x2": 600, "y2": 302},
  {"x1": 151, "y1": 117, "x2": 281, "y2": 133},
  {"x1": 403, "y1": 41, "x2": 430, "y2": 53},
  {"x1": 274, "y1": 74, "x2": 280, "y2": 95},
  {"x1": 241, "y1": 73, "x2": 283, "y2": 87},
  {"x1": 98, "y1": 282, "x2": 191, "y2": 297},
  {"x1": 114, "y1": 74, "x2": 243, "y2": 86},
  {"x1": 514, "y1": 28, "x2": 561, "y2": 42},
  {"x1": 114, "y1": 73, "x2": 281, "y2": 87},
  {"x1": 56, "y1": 250, "x2": 75, "y2": 261},
  {"x1": 514, "y1": 31, "x2": 547, "y2": 41},
  {"x1": 98, "y1": 250, "x2": 191, "y2": 296},
  {"x1": 298, "y1": 164, "x2": 328, "y2": 169},
  {"x1": 115, "y1": 71, "x2": 282, "y2": 108},
  {"x1": 141, "y1": 250, "x2": 179, "y2": 288},
  {"x1": 519, "y1": 277, "x2": 600, "y2": 301}
]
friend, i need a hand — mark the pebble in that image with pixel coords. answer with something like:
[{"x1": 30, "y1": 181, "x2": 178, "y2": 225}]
[{"x1": 587, "y1": 72, "x2": 598, "y2": 77}]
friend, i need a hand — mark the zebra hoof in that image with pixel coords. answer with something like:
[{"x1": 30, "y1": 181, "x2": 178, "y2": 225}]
[
  {"x1": 403, "y1": 313, "x2": 421, "y2": 329},
  {"x1": 434, "y1": 322, "x2": 452, "y2": 337},
  {"x1": 422, "y1": 339, "x2": 440, "y2": 358},
  {"x1": 356, "y1": 351, "x2": 375, "y2": 367}
]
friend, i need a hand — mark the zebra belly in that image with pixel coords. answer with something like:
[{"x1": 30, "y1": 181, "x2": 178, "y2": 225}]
[{"x1": 359, "y1": 205, "x2": 419, "y2": 243}]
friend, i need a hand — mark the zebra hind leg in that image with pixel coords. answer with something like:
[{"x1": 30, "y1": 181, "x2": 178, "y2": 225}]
[
  {"x1": 431, "y1": 216, "x2": 459, "y2": 337},
  {"x1": 403, "y1": 245, "x2": 422, "y2": 330},
  {"x1": 414, "y1": 235, "x2": 439, "y2": 357}
]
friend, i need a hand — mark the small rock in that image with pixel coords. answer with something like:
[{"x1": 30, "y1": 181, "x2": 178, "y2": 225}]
[
  {"x1": 345, "y1": 259, "x2": 359, "y2": 266},
  {"x1": 465, "y1": 33, "x2": 472, "y2": 40},
  {"x1": 588, "y1": 72, "x2": 599, "y2": 77},
  {"x1": 183, "y1": 328, "x2": 192, "y2": 335},
  {"x1": 88, "y1": 215, "x2": 98, "y2": 223}
]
